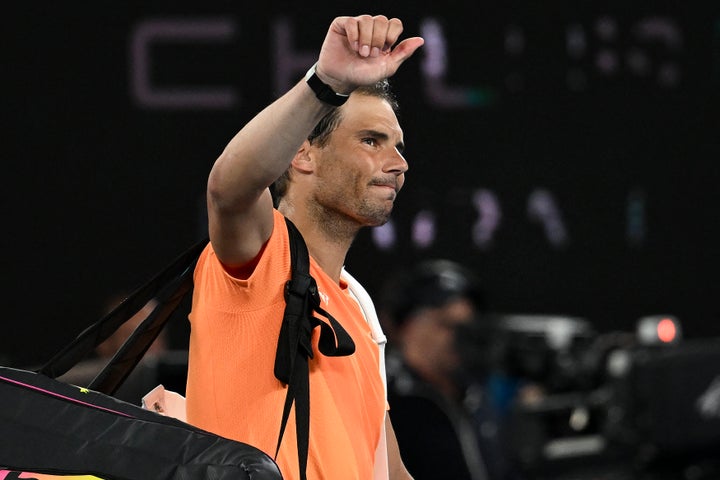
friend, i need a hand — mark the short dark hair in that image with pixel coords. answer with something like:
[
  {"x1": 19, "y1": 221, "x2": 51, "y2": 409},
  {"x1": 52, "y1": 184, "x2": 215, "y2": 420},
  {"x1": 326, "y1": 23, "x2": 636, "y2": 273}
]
[{"x1": 271, "y1": 80, "x2": 398, "y2": 205}]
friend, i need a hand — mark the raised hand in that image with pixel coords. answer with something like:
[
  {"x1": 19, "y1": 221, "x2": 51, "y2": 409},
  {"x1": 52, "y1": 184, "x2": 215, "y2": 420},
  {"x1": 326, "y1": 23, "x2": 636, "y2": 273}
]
[{"x1": 316, "y1": 15, "x2": 424, "y2": 94}]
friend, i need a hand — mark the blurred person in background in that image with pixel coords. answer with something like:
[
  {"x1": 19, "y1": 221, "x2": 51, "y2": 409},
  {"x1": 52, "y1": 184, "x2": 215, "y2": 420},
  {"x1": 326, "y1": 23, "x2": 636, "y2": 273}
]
[{"x1": 379, "y1": 259, "x2": 518, "y2": 480}]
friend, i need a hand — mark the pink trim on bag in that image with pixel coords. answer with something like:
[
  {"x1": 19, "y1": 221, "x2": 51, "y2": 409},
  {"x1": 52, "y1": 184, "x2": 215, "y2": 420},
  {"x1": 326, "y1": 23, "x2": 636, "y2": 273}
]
[{"x1": 0, "y1": 375, "x2": 132, "y2": 418}]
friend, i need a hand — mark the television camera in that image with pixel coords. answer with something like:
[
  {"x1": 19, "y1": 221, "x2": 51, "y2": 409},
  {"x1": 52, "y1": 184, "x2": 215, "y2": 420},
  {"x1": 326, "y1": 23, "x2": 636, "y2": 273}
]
[{"x1": 456, "y1": 314, "x2": 720, "y2": 480}]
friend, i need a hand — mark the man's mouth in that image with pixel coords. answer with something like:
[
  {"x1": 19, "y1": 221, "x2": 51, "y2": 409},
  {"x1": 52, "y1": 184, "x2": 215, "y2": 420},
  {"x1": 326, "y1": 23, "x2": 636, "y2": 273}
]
[{"x1": 370, "y1": 180, "x2": 398, "y2": 192}]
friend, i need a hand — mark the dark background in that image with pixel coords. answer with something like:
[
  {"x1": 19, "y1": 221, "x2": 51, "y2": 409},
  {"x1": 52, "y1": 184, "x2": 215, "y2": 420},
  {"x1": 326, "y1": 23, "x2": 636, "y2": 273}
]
[{"x1": 5, "y1": 2, "x2": 720, "y2": 367}]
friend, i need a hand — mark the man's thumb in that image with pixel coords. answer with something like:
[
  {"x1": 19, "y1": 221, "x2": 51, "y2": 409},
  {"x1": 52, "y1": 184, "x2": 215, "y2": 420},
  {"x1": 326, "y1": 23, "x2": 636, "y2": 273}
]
[{"x1": 390, "y1": 37, "x2": 425, "y2": 66}]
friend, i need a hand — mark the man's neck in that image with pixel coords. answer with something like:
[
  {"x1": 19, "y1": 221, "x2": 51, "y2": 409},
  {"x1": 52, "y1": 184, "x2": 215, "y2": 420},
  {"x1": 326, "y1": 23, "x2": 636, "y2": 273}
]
[{"x1": 279, "y1": 203, "x2": 358, "y2": 283}]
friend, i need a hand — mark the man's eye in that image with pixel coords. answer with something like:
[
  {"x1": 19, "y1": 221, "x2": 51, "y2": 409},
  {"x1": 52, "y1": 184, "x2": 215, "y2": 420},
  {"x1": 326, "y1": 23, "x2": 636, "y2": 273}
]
[{"x1": 362, "y1": 138, "x2": 377, "y2": 146}]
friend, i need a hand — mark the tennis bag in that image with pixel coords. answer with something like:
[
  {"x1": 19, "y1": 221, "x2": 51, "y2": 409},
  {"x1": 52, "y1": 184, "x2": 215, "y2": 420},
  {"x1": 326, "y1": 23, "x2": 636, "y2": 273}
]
[
  {"x1": 0, "y1": 366, "x2": 281, "y2": 479},
  {"x1": 0, "y1": 236, "x2": 283, "y2": 480}
]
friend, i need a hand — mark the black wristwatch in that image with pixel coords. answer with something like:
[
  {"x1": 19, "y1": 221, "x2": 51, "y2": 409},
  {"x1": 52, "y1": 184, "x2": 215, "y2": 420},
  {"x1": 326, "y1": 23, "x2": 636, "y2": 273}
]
[{"x1": 305, "y1": 63, "x2": 350, "y2": 107}]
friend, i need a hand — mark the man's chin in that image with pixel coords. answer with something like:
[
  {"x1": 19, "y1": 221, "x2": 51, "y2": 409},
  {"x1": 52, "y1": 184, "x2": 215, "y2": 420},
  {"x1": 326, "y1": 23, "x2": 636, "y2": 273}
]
[
  {"x1": 356, "y1": 201, "x2": 395, "y2": 227},
  {"x1": 365, "y1": 212, "x2": 393, "y2": 228}
]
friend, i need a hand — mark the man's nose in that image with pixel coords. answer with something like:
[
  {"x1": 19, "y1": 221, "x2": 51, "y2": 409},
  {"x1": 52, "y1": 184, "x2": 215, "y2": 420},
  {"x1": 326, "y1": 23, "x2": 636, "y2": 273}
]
[{"x1": 385, "y1": 146, "x2": 408, "y2": 174}]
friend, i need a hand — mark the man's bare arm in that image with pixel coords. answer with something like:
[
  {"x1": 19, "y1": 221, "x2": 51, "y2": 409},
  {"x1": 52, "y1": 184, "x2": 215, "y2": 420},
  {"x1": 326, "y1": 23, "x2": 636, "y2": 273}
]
[
  {"x1": 207, "y1": 82, "x2": 332, "y2": 268},
  {"x1": 386, "y1": 414, "x2": 414, "y2": 480}
]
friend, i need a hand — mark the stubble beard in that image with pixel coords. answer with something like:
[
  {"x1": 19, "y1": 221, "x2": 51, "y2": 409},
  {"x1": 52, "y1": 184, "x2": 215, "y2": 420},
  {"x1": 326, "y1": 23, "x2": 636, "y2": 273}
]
[
  {"x1": 309, "y1": 192, "x2": 394, "y2": 241},
  {"x1": 358, "y1": 197, "x2": 394, "y2": 226}
]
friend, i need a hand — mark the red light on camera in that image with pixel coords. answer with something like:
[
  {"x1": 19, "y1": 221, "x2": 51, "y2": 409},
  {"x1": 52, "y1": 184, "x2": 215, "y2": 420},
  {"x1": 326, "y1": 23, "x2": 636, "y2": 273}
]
[
  {"x1": 657, "y1": 318, "x2": 677, "y2": 343},
  {"x1": 637, "y1": 315, "x2": 681, "y2": 345}
]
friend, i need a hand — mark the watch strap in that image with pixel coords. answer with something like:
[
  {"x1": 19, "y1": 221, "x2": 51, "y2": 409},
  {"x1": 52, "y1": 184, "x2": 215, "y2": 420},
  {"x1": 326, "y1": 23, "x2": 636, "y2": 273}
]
[{"x1": 304, "y1": 63, "x2": 349, "y2": 107}]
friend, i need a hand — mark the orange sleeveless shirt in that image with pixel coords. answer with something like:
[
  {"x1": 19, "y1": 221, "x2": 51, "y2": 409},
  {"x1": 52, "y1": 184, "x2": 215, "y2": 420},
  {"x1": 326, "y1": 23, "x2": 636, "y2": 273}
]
[{"x1": 186, "y1": 210, "x2": 386, "y2": 479}]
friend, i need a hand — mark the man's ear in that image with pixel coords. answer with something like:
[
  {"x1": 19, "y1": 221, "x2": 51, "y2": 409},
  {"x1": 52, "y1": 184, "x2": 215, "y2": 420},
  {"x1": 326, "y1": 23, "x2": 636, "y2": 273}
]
[{"x1": 291, "y1": 139, "x2": 315, "y2": 174}]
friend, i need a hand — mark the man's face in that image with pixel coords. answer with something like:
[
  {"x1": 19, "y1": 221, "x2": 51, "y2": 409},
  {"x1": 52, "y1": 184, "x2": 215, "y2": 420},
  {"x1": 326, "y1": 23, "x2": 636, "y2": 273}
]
[
  {"x1": 309, "y1": 94, "x2": 408, "y2": 227},
  {"x1": 409, "y1": 297, "x2": 477, "y2": 376}
]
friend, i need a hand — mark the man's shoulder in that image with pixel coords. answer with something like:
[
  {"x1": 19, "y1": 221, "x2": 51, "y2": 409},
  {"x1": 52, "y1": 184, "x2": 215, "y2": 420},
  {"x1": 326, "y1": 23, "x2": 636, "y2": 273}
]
[{"x1": 197, "y1": 210, "x2": 292, "y2": 286}]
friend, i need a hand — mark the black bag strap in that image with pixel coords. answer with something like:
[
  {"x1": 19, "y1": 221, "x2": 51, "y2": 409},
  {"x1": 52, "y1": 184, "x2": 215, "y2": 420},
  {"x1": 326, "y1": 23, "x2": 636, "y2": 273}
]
[
  {"x1": 38, "y1": 237, "x2": 209, "y2": 385},
  {"x1": 273, "y1": 217, "x2": 355, "y2": 480}
]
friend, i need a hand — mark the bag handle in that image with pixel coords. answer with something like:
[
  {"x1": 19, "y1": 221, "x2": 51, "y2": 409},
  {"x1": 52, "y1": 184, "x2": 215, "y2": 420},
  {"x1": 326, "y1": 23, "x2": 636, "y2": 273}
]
[{"x1": 38, "y1": 237, "x2": 208, "y2": 384}]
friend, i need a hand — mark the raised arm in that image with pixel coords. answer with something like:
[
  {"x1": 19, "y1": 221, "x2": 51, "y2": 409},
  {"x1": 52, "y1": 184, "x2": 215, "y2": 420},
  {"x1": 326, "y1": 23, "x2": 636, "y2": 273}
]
[{"x1": 206, "y1": 15, "x2": 424, "y2": 269}]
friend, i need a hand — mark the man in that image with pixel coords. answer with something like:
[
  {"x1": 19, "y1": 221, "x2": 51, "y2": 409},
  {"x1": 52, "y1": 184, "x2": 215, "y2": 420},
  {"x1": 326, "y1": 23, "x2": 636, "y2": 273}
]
[
  {"x1": 185, "y1": 15, "x2": 424, "y2": 480},
  {"x1": 380, "y1": 260, "x2": 515, "y2": 480}
]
